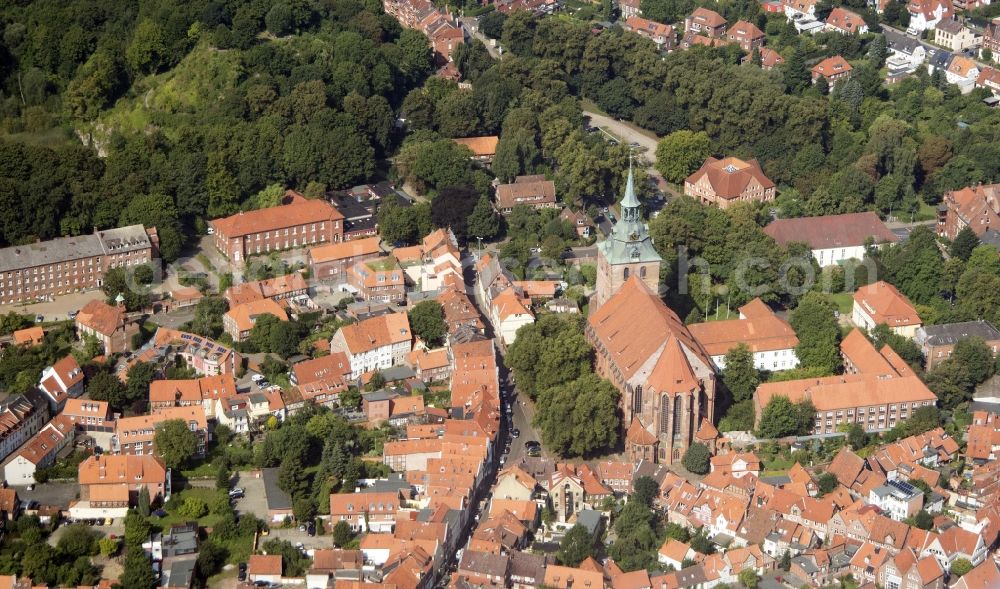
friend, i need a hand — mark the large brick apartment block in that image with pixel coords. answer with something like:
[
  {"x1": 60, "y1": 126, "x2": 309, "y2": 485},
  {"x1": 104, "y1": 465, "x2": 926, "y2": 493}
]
[
  {"x1": 209, "y1": 191, "x2": 344, "y2": 266},
  {"x1": 0, "y1": 224, "x2": 157, "y2": 305}
]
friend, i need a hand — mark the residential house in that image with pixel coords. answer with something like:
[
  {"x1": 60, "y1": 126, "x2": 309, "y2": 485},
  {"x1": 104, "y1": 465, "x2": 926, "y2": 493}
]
[
  {"x1": 37, "y1": 355, "x2": 84, "y2": 411},
  {"x1": 946, "y1": 55, "x2": 980, "y2": 90},
  {"x1": 2, "y1": 415, "x2": 74, "y2": 485},
  {"x1": 825, "y1": 7, "x2": 869, "y2": 34},
  {"x1": 148, "y1": 374, "x2": 237, "y2": 418},
  {"x1": 878, "y1": 548, "x2": 945, "y2": 589},
  {"x1": 977, "y1": 66, "x2": 1000, "y2": 96},
  {"x1": 560, "y1": 207, "x2": 594, "y2": 238},
  {"x1": 623, "y1": 17, "x2": 676, "y2": 51},
  {"x1": 290, "y1": 353, "x2": 352, "y2": 407},
  {"x1": 869, "y1": 480, "x2": 924, "y2": 521},
  {"x1": 596, "y1": 461, "x2": 634, "y2": 495},
  {"x1": 495, "y1": 175, "x2": 558, "y2": 215},
  {"x1": 224, "y1": 273, "x2": 308, "y2": 307},
  {"x1": 812, "y1": 55, "x2": 853, "y2": 84},
  {"x1": 453, "y1": 136, "x2": 499, "y2": 162},
  {"x1": 76, "y1": 299, "x2": 138, "y2": 354},
  {"x1": 984, "y1": 18, "x2": 1000, "y2": 57},
  {"x1": 329, "y1": 491, "x2": 402, "y2": 533},
  {"x1": 77, "y1": 454, "x2": 169, "y2": 512},
  {"x1": 346, "y1": 257, "x2": 405, "y2": 303},
  {"x1": 0, "y1": 392, "x2": 48, "y2": 464},
  {"x1": 683, "y1": 156, "x2": 776, "y2": 209},
  {"x1": 916, "y1": 320, "x2": 1000, "y2": 370},
  {"x1": 658, "y1": 538, "x2": 698, "y2": 569},
  {"x1": 113, "y1": 406, "x2": 208, "y2": 457},
  {"x1": 436, "y1": 288, "x2": 485, "y2": 341},
  {"x1": 934, "y1": 19, "x2": 979, "y2": 52},
  {"x1": 223, "y1": 298, "x2": 289, "y2": 342},
  {"x1": 209, "y1": 190, "x2": 344, "y2": 266},
  {"x1": 0, "y1": 224, "x2": 156, "y2": 305},
  {"x1": 688, "y1": 298, "x2": 799, "y2": 371},
  {"x1": 885, "y1": 29, "x2": 927, "y2": 81},
  {"x1": 852, "y1": 281, "x2": 922, "y2": 338},
  {"x1": 330, "y1": 312, "x2": 412, "y2": 379},
  {"x1": 248, "y1": 555, "x2": 283, "y2": 585},
  {"x1": 408, "y1": 348, "x2": 451, "y2": 382},
  {"x1": 11, "y1": 327, "x2": 43, "y2": 347},
  {"x1": 710, "y1": 452, "x2": 761, "y2": 479},
  {"x1": 936, "y1": 182, "x2": 1000, "y2": 239},
  {"x1": 763, "y1": 211, "x2": 898, "y2": 267},
  {"x1": 384, "y1": 0, "x2": 464, "y2": 63},
  {"x1": 146, "y1": 327, "x2": 240, "y2": 376},
  {"x1": 726, "y1": 20, "x2": 765, "y2": 51},
  {"x1": 549, "y1": 463, "x2": 612, "y2": 522},
  {"x1": 783, "y1": 0, "x2": 817, "y2": 18},
  {"x1": 62, "y1": 399, "x2": 112, "y2": 432},
  {"x1": 169, "y1": 287, "x2": 202, "y2": 309},
  {"x1": 685, "y1": 7, "x2": 727, "y2": 37},
  {"x1": 742, "y1": 46, "x2": 785, "y2": 70},
  {"x1": 619, "y1": 0, "x2": 641, "y2": 19},
  {"x1": 397, "y1": 228, "x2": 462, "y2": 293},
  {"x1": 907, "y1": 0, "x2": 953, "y2": 33},
  {"x1": 474, "y1": 254, "x2": 534, "y2": 346},
  {"x1": 308, "y1": 237, "x2": 382, "y2": 283},
  {"x1": 951, "y1": 559, "x2": 1000, "y2": 589}
]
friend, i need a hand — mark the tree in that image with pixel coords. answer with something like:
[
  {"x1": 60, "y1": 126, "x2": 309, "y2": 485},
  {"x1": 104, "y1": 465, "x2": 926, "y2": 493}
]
[
  {"x1": 195, "y1": 540, "x2": 227, "y2": 580},
  {"x1": 86, "y1": 372, "x2": 128, "y2": 410},
  {"x1": 952, "y1": 336, "x2": 995, "y2": 386},
  {"x1": 914, "y1": 509, "x2": 933, "y2": 530},
  {"x1": 265, "y1": 3, "x2": 295, "y2": 36},
  {"x1": 815, "y1": 75, "x2": 829, "y2": 95},
  {"x1": 408, "y1": 301, "x2": 447, "y2": 347},
  {"x1": 378, "y1": 199, "x2": 420, "y2": 245},
  {"x1": 431, "y1": 185, "x2": 480, "y2": 242},
  {"x1": 722, "y1": 344, "x2": 760, "y2": 403},
  {"x1": 682, "y1": 442, "x2": 711, "y2": 474},
  {"x1": 817, "y1": 472, "x2": 838, "y2": 495},
  {"x1": 154, "y1": 419, "x2": 199, "y2": 469},
  {"x1": 103, "y1": 267, "x2": 151, "y2": 312},
  {"x1": 533, "y1": 373, "x2": 620, "y2": 457},
  {"x1": 654, "y1": 130, "x2": 712, "y2": 184},
  {"x1": 99, "y1": 537, "x2": 119, "y2": 557},
  {"x1": 950, "y1": 227, "x2": 980, "y2": 261},
  {"x1": 124, "y1": 510, "x2": 151, "y2": 547},
  {"x1": 738, "y1": 569, "x2": 759, "y2": 588},
  {"x1": 633, "y1": 476, "x2": 659, "y2": 508},
  {"x1": 467, "y1": 196, "x2": 501, "y2": 242},
  {"x1": 790, "y1": 292, "x2": 841, "y2": 373},
  {"x1": 125, "y1": 19, "x2": 166, "y2": 75},
  {"x1": 847, "y1": 424, "x2": 867, "y2": 450},
  {"x1": 557, "y1": 524, "x2": 595, "y2": 566},
  {"x1": 137, "y1": 487, "x2": 151, "y2": 517},
  {"x1": 118, "y1": 546, "x2": 157, "y2": 589},
  {"x1": 216, "y1": 463, "x2": 231, "y2": 491},
  {"x1": 125, "y1": 361, "x2": 157, "y2": 408},
  {"x1": 57, "y1": 524, "x2": 99, "y2": 558},
  {"x1": 480, "y1": 11, "x2": 507, "y2": 39},
  {"x1": 332, "y1": 520, "x2": 353, "y2": 547},
  {"x1": 757, "y1": 396, "x2": 815, "y2": 438},
  {"x1": 784, "y1": 46, "x2": 811, "y2": 93},
  {"x1": 869, "y1": 34, "x2": 887, "y2": 68},
  {"x1": 983, "y1": 47, "x2": 994, "y2": 64},
  {"x1": 950, "y1": 558, "x2": 973, "y2": 577},
  {"x1": 279, "y1": 454, "x2": 309, "y2": 499}
]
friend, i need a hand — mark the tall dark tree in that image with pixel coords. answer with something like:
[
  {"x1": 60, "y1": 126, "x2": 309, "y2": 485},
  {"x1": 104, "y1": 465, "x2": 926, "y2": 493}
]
[
  {"x1": 408, "y1": 301, "x2": 447, "y2": 347},
  {"x1": 721, "y1": 344, "x2": 760, "y2": 404},
  {"x1": 950, "y1": 227, "x2": 980, "y2": 261},
  {"x1": 430, "y1": 185, "x2": 479, "y2": 243}
]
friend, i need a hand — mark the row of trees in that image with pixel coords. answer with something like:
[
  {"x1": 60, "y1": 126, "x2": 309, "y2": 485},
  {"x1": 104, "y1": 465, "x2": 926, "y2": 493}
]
[{"x1": 507, "y1": 315, "x2": 620, "y2": 457}]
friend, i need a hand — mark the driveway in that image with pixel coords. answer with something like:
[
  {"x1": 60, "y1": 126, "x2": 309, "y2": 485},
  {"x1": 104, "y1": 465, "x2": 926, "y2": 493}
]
[
  {"x1": 584, "y1": 111, "x2": 660, "y2": 154},
  {"x1": 147, "y1": 306, "x2": 196, "y2": 330},
  {"x1": 231, "y1": 472, "x2": 267, "y2": 522}
]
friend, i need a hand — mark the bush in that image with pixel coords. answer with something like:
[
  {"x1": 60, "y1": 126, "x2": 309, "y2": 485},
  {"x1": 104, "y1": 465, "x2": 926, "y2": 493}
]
[
  {"x1": 99, "y1": 537, "x2": 119, "y2": 556},
  {"x1": 177, "y1": 497, "x2": 208, "y2": 519}
]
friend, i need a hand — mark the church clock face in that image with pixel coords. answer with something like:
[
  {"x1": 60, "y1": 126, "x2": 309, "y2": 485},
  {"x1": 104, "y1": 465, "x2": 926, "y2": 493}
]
[{"x1": 629, "y1": 231, "x2": 639, "y2": 241}]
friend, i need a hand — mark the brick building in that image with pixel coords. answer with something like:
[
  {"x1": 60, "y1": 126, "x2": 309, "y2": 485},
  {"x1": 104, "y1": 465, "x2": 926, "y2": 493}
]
[
  {"x1": 112, "y1": 406, "x2": 209, "y2": 457},
  {"x1": 308, "y1": 237, "x2": 382, "y2": 283},
  {"x1": 936, "y1": 182, "x2": 1000, "y2": 240},
  {"x1": 812, "y1": 55, "x2": 853, "y2": 84},
  {"x1": 685, "y1": 7, "x2": 727, "y2": 37},
  {"x1": 726, "y1": 20, "x2": 765, "y2": 51},
  {"x1": 684, "y1": 157, "x2": 776, "y2": 209},
  {"x1": 75, "y1": 299, "x2": 140, "y2": 355},
  {"x1": 209, "y1": 191, "x2": 344, "y2": 266},
  {"x1": 346, "y1": 257, "x2": 406, "y2": 303},
  {"x1": 0, "y1": 224, "x2": 156, "y2": 305},
  {"x1": 916, "y1": 320, "x2": 1000, "y2": 370}
]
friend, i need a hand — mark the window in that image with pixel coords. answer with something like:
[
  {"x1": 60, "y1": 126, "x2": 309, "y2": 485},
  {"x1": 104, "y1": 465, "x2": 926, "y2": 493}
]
[{"x1": 623, "y1": 268, "x2": 630, "y2": 280}]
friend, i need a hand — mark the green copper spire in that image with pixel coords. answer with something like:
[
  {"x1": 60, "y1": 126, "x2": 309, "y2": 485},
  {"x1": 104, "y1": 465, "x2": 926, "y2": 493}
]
[{"x1": 621, "y1": 157, "x2": 641, "y2": 211}]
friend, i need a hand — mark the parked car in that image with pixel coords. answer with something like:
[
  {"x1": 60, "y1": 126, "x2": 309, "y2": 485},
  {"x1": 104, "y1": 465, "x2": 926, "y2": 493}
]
[
  {"x1": 511, "y1": 428, "x2": 520, "y2": 438},
  {"x1": 238, "y1": 563, "x2": 247, "y2": 581}
]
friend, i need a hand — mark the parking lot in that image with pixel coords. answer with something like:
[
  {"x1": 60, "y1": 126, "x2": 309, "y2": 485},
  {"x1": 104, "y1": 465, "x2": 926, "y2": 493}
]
[{"x1": 231, "y1": 472, "x2": 267, "y2": 522}]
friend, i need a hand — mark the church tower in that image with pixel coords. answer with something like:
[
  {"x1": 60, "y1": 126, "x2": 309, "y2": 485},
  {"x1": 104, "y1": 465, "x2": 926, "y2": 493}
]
[{"x1": 592, "y1": 163, "x2": 662, "y2": 311}]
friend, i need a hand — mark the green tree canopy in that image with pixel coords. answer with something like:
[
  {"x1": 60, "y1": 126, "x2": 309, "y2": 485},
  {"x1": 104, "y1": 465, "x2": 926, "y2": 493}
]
[
  {"x1": 557, "y1": 524, "x2": 595, "y2": 566},
  {"x1": 408, "y1": 300, "x2": 447, "y2": 348},
  {"x1": 153, "y1": 419, "x2": 199, "y2": 469},
  {"x1": 654, "y1": 130, "x2": 712, "y2": 184},
  {"x1": 721, "y1": 344, "x2": 760, "y2": 404},
  {"x1": 790, "y1": 292, "x2": 841, "y2": 373},
  {"x1": 682, "y1": 442, "x2": 710, "y2": 474},
  {"x1": 534, "y1": 373, "x2": 620, "y2": 457}
]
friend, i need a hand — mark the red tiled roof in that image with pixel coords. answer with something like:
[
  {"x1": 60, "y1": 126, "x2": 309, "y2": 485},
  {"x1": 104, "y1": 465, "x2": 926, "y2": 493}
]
[
  {"x1": 685, "y1": 157, "x2": 775, "y2": 200},
  {"x1": 209, "y1": 191, "x2": 342, "y2": 238}
]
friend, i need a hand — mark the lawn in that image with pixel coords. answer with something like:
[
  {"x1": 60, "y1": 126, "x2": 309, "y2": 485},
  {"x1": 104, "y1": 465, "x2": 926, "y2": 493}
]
[
  {"x1": 152, "y1": 487, "x2": 228, "y2": 529},
  {"x1": 829, "y1": 292, "x2": 854, "y2": 315},
  {"x1": 762, "y1": 456, "x2": 794, "y2": 472}
]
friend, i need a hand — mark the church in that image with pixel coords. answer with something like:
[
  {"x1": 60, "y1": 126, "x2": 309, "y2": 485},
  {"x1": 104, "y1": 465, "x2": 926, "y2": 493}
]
[{"x1": 586, "y1": 167, "x2": 719, "y2": 465}]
